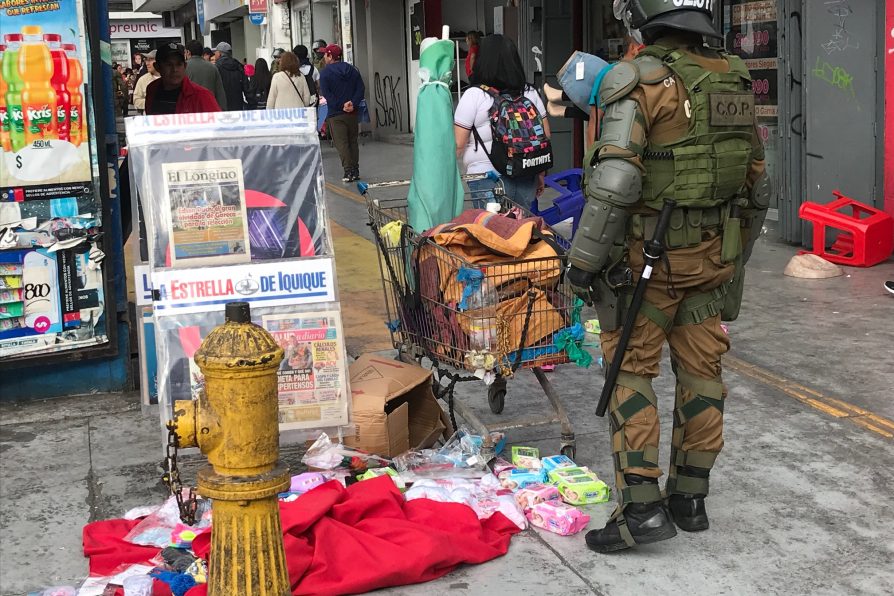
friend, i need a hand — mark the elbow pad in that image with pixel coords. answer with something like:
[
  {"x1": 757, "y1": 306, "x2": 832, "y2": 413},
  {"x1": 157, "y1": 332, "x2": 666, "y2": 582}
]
[{"x1": 568, "y1": 158, "x2": 642, "y2": 273}]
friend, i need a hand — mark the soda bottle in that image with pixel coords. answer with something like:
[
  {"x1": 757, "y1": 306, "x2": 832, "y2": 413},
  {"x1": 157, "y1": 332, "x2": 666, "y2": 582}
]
[
  {"x1": 1, "y1": 33, "x2": 24, "y2": 152},
  {"x1": 19, "y1": 25, "x2": 57, "y2": 145},
  {"x1": 62, "y1": 43, "x2": 83, "y2": 147},
  {"x1": 43, "y1": 33, "x2": 70, "y2": 142},
  {"x1": 0, "y1": 44, "x2": 8, "y2": 152}
]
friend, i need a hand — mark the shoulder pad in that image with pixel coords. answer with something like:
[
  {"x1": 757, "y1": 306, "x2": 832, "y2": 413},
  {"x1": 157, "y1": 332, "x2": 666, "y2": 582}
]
[
  {"x1": 633, "y1": 55, "x2": 673, "y2": 85},
  {"x1": 723, "y1": 53, "x2": 752, "y2": 80},
  {"x1": 598, "y1": 61, "x2": 639, "y2": 106}
]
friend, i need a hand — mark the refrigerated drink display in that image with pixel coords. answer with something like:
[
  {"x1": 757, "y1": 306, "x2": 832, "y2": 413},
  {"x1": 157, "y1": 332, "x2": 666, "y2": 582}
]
[
  {"x1": 2, "y1": 33, "x2": 24, "y2": 152},
  {"x1": 19, "y1": 25, "x2": 57, "y2": 145},
  {"x1": 43, "y1": 33, "x2": 70, "y2": 142},
  {"x1": 62, "y1": 43, "x2": 83, "y2": 147}
]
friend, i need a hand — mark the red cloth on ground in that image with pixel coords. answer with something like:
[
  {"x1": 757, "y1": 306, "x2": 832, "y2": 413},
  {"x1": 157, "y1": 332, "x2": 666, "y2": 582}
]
[
  {"x1": 86, "y1": 477, "x2": 519, "y2": 596},
  {"x1": 188, "y1": 476, "x2": 519, "y2": 596}
]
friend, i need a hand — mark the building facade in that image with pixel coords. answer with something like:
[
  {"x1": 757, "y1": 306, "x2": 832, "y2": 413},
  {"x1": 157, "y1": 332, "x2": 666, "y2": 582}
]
[{"x1": 110, "y1": 12, "x2": 183, "y2": 70}]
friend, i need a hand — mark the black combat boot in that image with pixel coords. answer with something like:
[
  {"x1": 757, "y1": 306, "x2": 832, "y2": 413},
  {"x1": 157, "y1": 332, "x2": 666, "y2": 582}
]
[
  {"x1": 667, "y1": 466, "x2": 710, "y2": 532},
  {"x1": 585, "y1": 475, "x2": 677, "y2": 553}
]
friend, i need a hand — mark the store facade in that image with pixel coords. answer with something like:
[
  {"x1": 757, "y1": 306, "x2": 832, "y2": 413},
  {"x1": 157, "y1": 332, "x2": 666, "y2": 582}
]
[{"x1": 110, "y1": 12, "x2": 183, "y2": 70}]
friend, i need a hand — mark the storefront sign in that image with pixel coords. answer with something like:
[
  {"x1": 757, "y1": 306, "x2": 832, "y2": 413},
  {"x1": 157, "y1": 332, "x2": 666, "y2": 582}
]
[
  {"x1": 249, "y1": 13, "x2": 266, "y2": 25},
  {"x1": 152, "y1": 258, "x2": 337, "y2": 316},
  {"x1": 249, "y1": 0, "x2": 269, "y2": 12},
  {"x1": 110, "y1": 19, "x2": 182, "y2": 39}
]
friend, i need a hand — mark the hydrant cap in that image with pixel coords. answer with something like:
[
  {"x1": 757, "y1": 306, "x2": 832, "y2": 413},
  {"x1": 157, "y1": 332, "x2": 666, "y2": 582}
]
[{"x1": 195, "y1": 303, "x2": 284, "y2": 372}]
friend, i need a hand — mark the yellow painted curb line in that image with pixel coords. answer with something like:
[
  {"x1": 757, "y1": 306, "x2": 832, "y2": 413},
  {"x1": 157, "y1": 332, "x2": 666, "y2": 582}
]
[{"x1": 724, "y1": 355, "x2": 894, "y2": 440}]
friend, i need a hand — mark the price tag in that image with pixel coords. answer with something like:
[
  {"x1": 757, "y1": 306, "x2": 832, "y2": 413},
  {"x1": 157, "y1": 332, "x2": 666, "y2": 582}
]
[{"x1": 575, "y1": 60, "x2": 585, "y2": 80}]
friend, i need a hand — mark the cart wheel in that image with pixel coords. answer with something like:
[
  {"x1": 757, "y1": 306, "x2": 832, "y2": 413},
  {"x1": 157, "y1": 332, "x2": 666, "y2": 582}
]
[
  {"x1": 560, "y1": 445, "x2": 576, "y2": 460},
  {"x1": 487, "y1": 385, "x2": 506, "y2": 414}
]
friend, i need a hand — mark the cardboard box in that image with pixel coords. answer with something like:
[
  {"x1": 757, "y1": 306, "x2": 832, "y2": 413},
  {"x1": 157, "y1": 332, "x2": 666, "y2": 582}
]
[{"x1": 345, "y1": 354, "x2": 447, "y2": 457}]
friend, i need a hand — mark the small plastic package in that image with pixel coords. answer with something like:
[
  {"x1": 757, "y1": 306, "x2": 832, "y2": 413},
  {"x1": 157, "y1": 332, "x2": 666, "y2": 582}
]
[
  {"x1": 550, "y1": 469, "x2": 611, "y2": 505},
  {"x1": 289, "y1": 472, "x2": 328, "y2": 493},
  {"x1": 501, "y1": 468, "x2": 547, "y2": 491},
  {"x1": 514, "y1": 483, "x2": 561, "y2": 510},
  {"x1": 511, "y1": 446, "x2": 541, "y2": 469},
  {"x1": 527, "y1": 501, "x2": 591, "y2": 535},
  {"x1": 541, "y1": 454, "x2": 577, "y2": 473},
  {"x1": 302, "y1": 432, "x2": 390, "y2": 472},
  {"x1": 357, "y1": 467, "x2": 405, "y2": 489}
]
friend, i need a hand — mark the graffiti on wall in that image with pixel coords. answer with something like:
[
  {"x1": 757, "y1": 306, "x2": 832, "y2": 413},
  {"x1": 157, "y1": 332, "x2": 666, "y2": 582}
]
[
  {"x1": 821, "y1": 0, "x2": 859, "y2": 55},
  {"x1": 374, "y1": 72, "x2": 404, "y2": 132}
]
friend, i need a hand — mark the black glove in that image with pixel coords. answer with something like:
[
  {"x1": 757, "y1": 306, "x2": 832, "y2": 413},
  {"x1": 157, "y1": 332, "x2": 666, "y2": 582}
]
[{"x1": 567, "y1": 265, "x2": 598, "y2": 305}]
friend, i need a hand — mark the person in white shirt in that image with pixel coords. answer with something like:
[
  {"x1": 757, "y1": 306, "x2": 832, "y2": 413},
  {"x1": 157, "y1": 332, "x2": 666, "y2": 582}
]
[
  {"x1": 266, "y1": 51, "x2": 312, "y2": 109},
  {"x1": 454, "y1": 34, "x2": 551, "y2": 209},
  {"x1": 132, "y1": 50, "x2": 160, "y2": 114}
]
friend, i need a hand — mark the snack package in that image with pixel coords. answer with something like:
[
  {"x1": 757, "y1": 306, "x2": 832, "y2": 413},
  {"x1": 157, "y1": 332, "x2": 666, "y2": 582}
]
[
  {"x1": 526, "y1": 501, "x2": 590, "y2": 535},
  {"x1": 501, "y1": 468, "x2": 547, "y2": 491},
  {"x1": 554, "y1": 474, "x2": 611, "y2": 505},
  {"x1": 290, "y1": 472, "x2": 328, "y2": 493},
  {"x1": 357, "y1": 467, "x2": 406, "y2": 489},
  {"x1": 514, "y1": 483, "x2": 561, "y2": 510},
  {"x1": 541, "y1": 454, "x2": 578, "y2": 473},
  {"x1": 511, "y1": 446, "x2": 542, "y2": 470}
]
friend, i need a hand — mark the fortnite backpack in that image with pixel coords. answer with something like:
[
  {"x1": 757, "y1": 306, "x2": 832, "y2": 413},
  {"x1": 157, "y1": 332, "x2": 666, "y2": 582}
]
[{"x1": 472, "y1": 85, "x2": 553, "y2": 178}]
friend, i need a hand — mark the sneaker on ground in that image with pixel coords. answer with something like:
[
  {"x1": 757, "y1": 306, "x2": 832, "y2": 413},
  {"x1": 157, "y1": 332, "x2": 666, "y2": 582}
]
[{"x1": 885, "y1": 281, "x2": 894, "y2": 295}]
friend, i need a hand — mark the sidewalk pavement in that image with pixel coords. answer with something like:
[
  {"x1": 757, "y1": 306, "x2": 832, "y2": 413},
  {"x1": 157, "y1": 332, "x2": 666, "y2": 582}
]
[{"x1": 2, "y1": 140, "x2": 893, "y2": 595}]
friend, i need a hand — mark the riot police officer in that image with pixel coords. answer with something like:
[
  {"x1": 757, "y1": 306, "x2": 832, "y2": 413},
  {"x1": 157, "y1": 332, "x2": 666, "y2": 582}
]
[{"x1": 565, "y1": 0, "x2": 771, "y2": 552}]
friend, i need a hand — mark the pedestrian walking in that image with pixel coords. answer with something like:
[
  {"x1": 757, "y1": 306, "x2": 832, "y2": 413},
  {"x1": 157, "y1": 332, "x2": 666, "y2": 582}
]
[
  {"x1": 145, "y1": 42, "x2": 221, "y2": 115},
  {"x1": 453, "y1": 34, "x2": 551, "y2": 209},
  {"x1": 112, "y1": 63, "x2": 128, "y2": 117},
  {"x1": 185, "y1": 40, "x2": 227, "y2": 109},
  {"x1": 131, "y1": 50, "x2": 159, "y2": 114},
  {"x1": 464, "y1": 30, "x2": 480, "y2": 79},
  {"x1": 311, "y1": 39, "x2": 327, "y2": 71},
  {"x1": 293, "y1": 44, "x2": 320, "y2": 104},
  {"x1": 566, "y1": 0, "x2": 771, "y2": 553},
  {"x1": 248, "y1": 58, "x2": 272, "y2": 109},
  {"x1": 318, "y1": 44, "x2": 365, "y2": 182},
  {"x1": 266, "y1": 52, "x2": 311, "y2": 109},
  {"x1": 212, "y1": 41, "x2": 250, "y2": 110}
]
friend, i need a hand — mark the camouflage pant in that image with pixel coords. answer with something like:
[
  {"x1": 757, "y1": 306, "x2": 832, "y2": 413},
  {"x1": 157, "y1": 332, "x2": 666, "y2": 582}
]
[{"x1": 600, "y1": 234, "x2": 735, "y2": 503}]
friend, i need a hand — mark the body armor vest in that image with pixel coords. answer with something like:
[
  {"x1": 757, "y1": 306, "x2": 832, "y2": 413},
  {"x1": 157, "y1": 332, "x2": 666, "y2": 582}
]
[{"x1": 638, "y1": 45, "x2": 754, "y2": 211}]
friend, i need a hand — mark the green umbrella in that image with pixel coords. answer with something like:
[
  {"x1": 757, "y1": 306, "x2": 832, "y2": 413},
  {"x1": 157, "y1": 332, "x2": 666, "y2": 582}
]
[{"x1": 407, "y1": 38, "x2": 464, "y2": 232}]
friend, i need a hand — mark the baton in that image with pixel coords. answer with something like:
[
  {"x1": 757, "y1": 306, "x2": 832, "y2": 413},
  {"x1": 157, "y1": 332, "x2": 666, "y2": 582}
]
[{"x1": 596, "y1": 199, "x2": 677, "y2": 417}]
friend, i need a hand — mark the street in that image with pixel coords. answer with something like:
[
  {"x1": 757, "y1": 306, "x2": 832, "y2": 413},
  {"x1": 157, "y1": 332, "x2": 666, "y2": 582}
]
[{"x1": 1, "y1": 140, "x2": 892, "y2": 596}]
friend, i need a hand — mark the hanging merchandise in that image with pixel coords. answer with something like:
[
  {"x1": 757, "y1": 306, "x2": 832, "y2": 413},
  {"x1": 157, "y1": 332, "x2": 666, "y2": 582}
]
[{"x1": 126, "y1": 109, "x2": 351, "y2": 441}]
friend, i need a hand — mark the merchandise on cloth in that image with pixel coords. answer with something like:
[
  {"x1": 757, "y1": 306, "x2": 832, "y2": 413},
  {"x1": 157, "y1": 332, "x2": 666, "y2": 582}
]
[
  {"x1": 414, "y1": 209, "x2": 569, "y2": 369},
  {"x1": 84, "y1": 477, "x2": 520, "y2": 596}
]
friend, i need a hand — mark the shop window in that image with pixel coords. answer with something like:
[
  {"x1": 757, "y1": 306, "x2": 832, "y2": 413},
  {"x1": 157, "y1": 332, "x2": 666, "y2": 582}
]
[{"x1": 723, "y1": 1, "x2": 779, "y2": 203}]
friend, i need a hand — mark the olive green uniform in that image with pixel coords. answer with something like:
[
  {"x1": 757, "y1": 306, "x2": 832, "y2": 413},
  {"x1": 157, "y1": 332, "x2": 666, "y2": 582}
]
[{"x1": 572, "y1": 34, "x2": 767, "y2": 518}]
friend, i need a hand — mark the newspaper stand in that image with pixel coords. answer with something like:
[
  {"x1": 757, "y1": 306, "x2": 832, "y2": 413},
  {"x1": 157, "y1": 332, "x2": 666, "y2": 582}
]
[
  {"x1": 126, "y1": 109, "x2": 353, "y2": 449},
  {"x1": 364, "y1": 179, "x2": 579, "y2": 458}
]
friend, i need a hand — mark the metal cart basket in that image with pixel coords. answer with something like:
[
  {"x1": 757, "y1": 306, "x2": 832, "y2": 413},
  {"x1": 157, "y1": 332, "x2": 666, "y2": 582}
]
[{"x1": 363, "y1": 179, "x2": 582, "y2": 458}]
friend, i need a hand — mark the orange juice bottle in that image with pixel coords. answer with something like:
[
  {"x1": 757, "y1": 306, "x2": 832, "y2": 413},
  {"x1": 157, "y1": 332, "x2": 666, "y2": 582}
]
[
  {"x1": 18, "y1": 25, "x2": 57, "y2": 144},
  {"x1": 62, "y1": 43, "x2": 83, "y2": 146}
]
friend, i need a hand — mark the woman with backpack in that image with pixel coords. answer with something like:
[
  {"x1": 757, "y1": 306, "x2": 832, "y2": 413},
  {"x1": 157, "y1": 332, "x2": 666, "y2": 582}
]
[
  {"x1": 294, "y1": 45, "x2": 320, "y2": 105},
  {"x1": 266, "y1": 51, "x2": 313, "y2": 109},
  {"x1": 247, "y1": 58, "x2": 272, "y2": 109},
  {"x1": 454, "y1": 34, "x2": 552, "y2": 210}
]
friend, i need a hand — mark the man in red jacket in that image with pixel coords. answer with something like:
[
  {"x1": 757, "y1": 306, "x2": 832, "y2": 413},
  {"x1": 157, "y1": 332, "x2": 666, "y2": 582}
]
[{"x1": 145, "y1": 42, "x2": 221, "y2": 115}]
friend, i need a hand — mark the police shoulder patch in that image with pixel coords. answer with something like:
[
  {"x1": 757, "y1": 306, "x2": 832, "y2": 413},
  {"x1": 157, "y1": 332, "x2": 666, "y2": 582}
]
[
  {"x1": 598, "y1": 62, "x2": 639, "y2": 106},
  {"x1": 633, "y1": 55, "x2": 672, "y2": 85}
]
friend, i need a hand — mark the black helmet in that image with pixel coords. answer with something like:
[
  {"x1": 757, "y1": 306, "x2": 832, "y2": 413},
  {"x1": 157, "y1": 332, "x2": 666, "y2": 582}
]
[
  {"x1": 614, "y1": 0, "x2": 720, "y2": 39},
  {"x1": 272, "y1": 47, "x2": 285, "y2": 58},
  {"x1": 311, "y1": 39, "x2": 327, "y2": 53}
]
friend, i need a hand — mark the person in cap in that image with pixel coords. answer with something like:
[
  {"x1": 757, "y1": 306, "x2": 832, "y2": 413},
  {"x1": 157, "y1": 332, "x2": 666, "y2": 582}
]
[
  {"x1": 145, "y1": 42, "x2": 221, "y2": 115},
  {"x1": 270, "y1": 47, "x2": 286, "y2": 74},
  {"x1": 212, "y1": 41, "x2": 251, "y2": 110},
  {"x1": 311, "y1": 39, "x2": 327, "y2": 71},
  {"x1": 318, "y1": 44, "x2": 365, "y2": 182},
  {"x1": 185, "y1": 39, "x2": 227, "y2": 109},
  {"x1": 567, "y1": 0, "x2": 770, "y2": 553},
  {"x1": 131, "y1": 50, "x2": 159, "y2": 114}
]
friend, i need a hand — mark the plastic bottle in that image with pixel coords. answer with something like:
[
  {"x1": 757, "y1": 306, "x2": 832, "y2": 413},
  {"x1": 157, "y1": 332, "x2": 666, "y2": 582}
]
[
  {"x1": 62, "y1": 43, "x2": 83, "y2": 146},
  {"x1": 43, "y1": 33, "x2": 70, "y2": 142},
  {"x1": 467, "y1": 278, "x2": 498, "y2": 352},
  {"x1": 0, "y1": 44, "x2": 8, "y2": 152},
  {"x1": 19, "y1": 25, "x2": 57, "y2": 145},
  {"x1": 2, "y1": 33, "x2": 24, "y2": 151}
]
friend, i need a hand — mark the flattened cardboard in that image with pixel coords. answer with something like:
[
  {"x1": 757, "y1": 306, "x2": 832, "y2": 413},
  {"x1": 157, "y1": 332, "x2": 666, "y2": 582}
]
[{"x1": 345, "y1": 354, "x2": 446, "y2": 457}]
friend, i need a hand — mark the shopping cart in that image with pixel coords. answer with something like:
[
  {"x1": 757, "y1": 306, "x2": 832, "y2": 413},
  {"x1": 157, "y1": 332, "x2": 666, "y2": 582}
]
[{"x1": 362, "y1": 177, "x2": 582, "y2": 458}]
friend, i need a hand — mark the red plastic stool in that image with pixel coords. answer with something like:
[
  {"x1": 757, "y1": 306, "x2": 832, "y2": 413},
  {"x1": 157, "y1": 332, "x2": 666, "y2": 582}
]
[{"x1": 798, "y1": 191, "x2": 894, "y2": 267}]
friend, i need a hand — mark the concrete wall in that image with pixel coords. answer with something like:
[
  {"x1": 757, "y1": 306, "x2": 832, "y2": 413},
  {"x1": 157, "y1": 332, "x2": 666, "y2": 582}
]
[{"x1": 368, "y1": 0, "x2": 410, "y2": 136}]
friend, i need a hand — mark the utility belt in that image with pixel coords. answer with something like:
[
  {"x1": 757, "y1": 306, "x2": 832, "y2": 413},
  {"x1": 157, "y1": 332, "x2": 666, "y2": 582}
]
[{"x1": 630, "y1": 203, "x2": 729, "y2": 249}]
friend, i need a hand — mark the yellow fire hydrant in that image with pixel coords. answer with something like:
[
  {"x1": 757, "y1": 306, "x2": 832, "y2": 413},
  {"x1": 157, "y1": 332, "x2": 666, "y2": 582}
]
[{"x1": 170, "y1": 302, "x2": 290, "y2": 596}]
